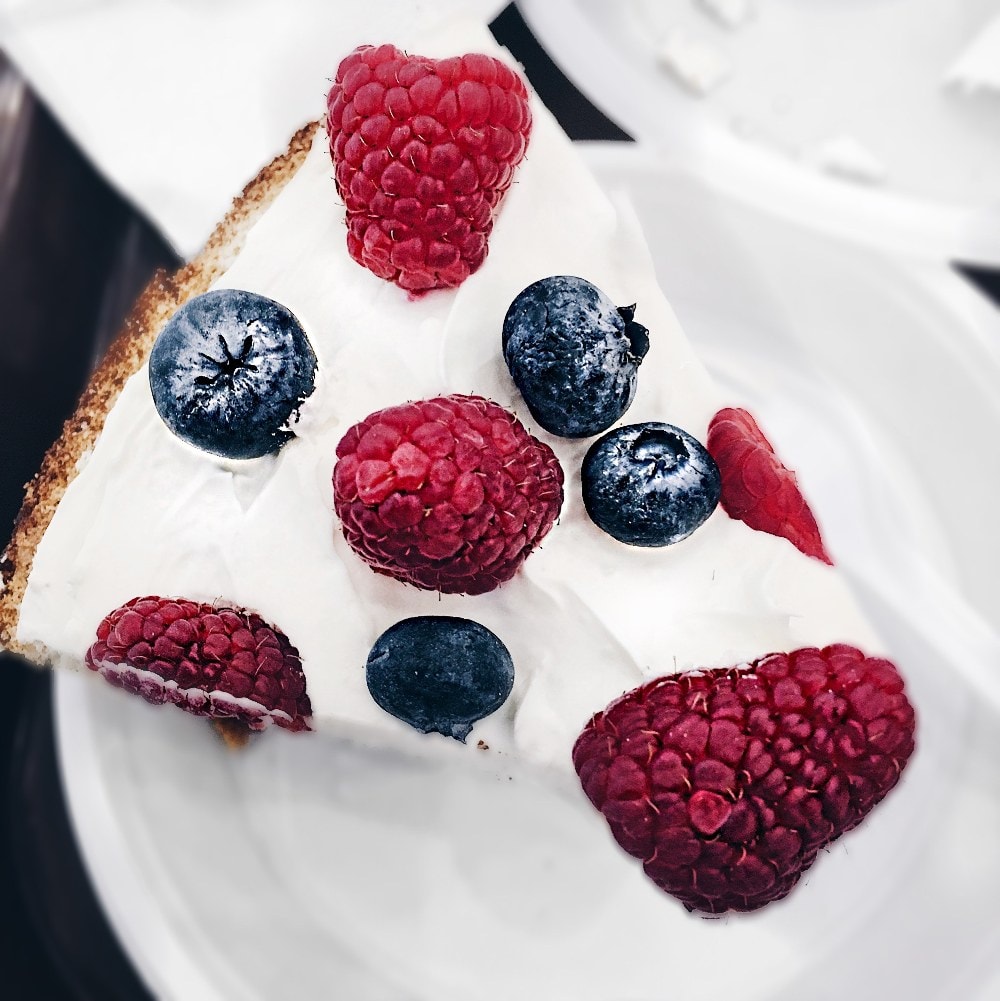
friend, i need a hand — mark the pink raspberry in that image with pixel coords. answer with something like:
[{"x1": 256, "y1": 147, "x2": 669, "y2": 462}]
[
  {"x1": 326, "y1": 44, "x2": 532, "y2": 294},
  {"x1": 573, "y1": 644, "x2": 916, "y2": 913},
  {"x1": 333, "y1": 394, "x2": 564, "y2": 595},
  {"x1": 707, "y1": 407, "x2": 832, "y2": 564},
  {"x1": 85, "y1": 597, "x2": 311, "y2": 732}
]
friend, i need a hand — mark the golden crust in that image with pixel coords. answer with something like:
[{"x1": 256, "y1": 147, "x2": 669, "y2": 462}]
[{"x1": 0, "y1": 121, "x2": 320, "y2": 657}]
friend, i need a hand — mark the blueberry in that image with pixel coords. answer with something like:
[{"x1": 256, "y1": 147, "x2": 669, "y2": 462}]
[
  {"x1": 149, "y1": 288, "x2": 317, "y2": 459},
  {"x1": 582, "y1": 423, "x2": 721, "y2": 547},
  {"x1": 365, "y1": 616, "x2": 514, "y2": 742},
  {"x1": 502, "y1": 275, "x2": 650, "y2": 438}
]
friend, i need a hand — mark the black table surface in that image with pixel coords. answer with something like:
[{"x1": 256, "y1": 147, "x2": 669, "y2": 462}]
[{"x1": 1, "y1": 5, "x2": 997, "y2": 999}]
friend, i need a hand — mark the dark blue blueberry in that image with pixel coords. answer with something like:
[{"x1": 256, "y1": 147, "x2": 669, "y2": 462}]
[
  {"x1": 582, "y1": 422, "x2": 721, "y2": 547},
  {"x1": 502, "y1": 275, "x2": 650, "y2": 438},
  {"x1": 365, "y1": 616, "x2": 514, "y2": 742},
  {"x1": 149, "y1": 288, "x2": 317, "y2": 460}
]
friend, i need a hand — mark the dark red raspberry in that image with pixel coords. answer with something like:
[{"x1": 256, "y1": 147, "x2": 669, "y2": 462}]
[
  {"x1": 85, "y1": 597, "x2": 311, "y2": 732},
  {"x1": 333, "y1": 394, "x2": 563, "y2": 595},
  {"x1": 573, "y1": 644, "x2": 915, "y2": 914},
  {"x1": 326, "y1": 44, "x2": 532, "y2": 294},
  {"x1": 707, "y1": 407, "x2": 832, "y2": 564}
]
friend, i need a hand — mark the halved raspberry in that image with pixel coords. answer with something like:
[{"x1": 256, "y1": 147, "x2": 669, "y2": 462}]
[
  {"x1": 333, "y1": 394, "x2": 564, "y2": 595},
  {"x1": 85, "y1": 597, "x2": 311, "y2": 732},
  {"x1": 707, "y1": 407, "x2": 832, "y2": 564},
  {"x1": 573, "y1": 644, "x2": 916, "y2": 913}
]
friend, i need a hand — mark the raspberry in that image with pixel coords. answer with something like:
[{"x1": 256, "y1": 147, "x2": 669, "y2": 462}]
[
  {"x1": 573, "y1": 644, "x2": 916, "y2": 914},
  {"x1": 333, "y1": 394, "x2": 563, "y2": 595},
  {"x1": 707, "y1": 407, "x2": 832, "y2": 564},
  {"x1": 326, "y1": 44, "x2": 532, "y2": 294},
  {"x1": 85, "y1": 597, "x2": 311, "y2": 732}
]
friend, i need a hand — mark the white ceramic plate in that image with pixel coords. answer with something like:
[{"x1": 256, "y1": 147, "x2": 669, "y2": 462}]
[
  {"x1": 519, "y1": 0, "x2": 1000, "y2": 265},
  {"x1": 57, "y1": 145, "x2": 1000, "y2": 1000}
]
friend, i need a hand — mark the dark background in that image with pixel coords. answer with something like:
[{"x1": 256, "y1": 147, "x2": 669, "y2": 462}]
[{"x1": 1, "y1": 4, "x2": 996, "y2": 998}]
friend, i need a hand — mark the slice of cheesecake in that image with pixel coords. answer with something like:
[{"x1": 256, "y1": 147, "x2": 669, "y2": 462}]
[{"x1": 0, "y1": 25, "x2": 913, "y2": 914}]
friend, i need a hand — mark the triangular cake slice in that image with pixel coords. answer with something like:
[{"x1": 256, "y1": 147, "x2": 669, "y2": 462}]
[{"x1": 0, "y1": 25, "x2": 914, "y2": 915}]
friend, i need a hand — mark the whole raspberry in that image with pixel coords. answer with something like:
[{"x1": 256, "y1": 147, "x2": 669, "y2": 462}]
[
  {"x1": 573, "y1": 644, "x2": 915, "y2": 914},
  {"x1": 326, "y1": 44, "x2": 532, "y2": 294},
  {"x1": 85, "y1": 597, "x2": 311, "y2": 732},
  {"x1": 707, "y1": 407, "x2": 832, "y2": 564},
  {"x1": 333, "y1": 394, "x2": 563, "y2": 595}
]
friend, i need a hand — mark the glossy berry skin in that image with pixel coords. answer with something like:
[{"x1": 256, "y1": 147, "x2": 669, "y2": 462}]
[
  {"x1": 707, "y1": 407, "x2": 832, "y2": 564},
  {"x1": 327, "y1": 44, "x2": 532, "y2": 294},
  {"x1": 502, "y1": 276, "x2": 650, "y2": 438},
  {"x1": 149, "y1": 289, "x2": 317, "y2": 460},
  {"x1": 85, "y1": 596, "x2": 311, "y2": 732},
  {"x1": 333, "y1": 394, "x2": 564, "y2": 595},
  {"x1": 366, "y1": 616, "x2": 514, "y2": 741},
  {"x1": 573, "y1": 644, "x2": 916, "y2": 913},
  {"x1": 582, "y1": 422, "x2": 720, "y2": 547}
]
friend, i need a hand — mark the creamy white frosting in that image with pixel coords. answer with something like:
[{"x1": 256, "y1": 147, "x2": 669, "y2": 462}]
[{"x1": 18, "y1": 36, "x2": 881, "y2": 776}]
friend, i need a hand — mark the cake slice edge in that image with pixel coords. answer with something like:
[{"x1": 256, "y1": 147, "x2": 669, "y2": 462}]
[{"x1": 0, "y1": 122, "x2": 319, "y2": 660}]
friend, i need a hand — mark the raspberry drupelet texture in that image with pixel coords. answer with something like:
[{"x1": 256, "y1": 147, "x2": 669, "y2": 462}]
[
  {"x1": 333, "y1": 394, "x2": 564, "y2": 595},
  {"x1": 707, "y1": 407, "x2": 832, "y2": 564},
  {"x1": 573, "y1": 644, "x2": 915, "y2": 914},
  {"x1": 326, "y1": 44, "x2": 532, "y2": 294},
  {"x1": 85, "y1": 597, "x2": 311, "y2": 732}
]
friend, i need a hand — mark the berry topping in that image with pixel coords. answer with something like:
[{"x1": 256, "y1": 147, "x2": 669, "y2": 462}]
[
  {"x1": 573, "y1": 645, "x2": 916, "y2": 914},
  {"x1": 149, "y1": 288, "x2": 317, "y2": 460},
  {"x1": 326, "y1": 44, "x2": 532, "y2": 294},
  {"x1": 581, "y1": 423, "x2": 720, "y2": 547},
  {"x1": 502, "y1": 276, "x2": 650, "y2": 438},
  {"x1": 366, "y1": 616, "x2": 514, "y2": 741},
  {"x1": 707, "y1": 407, "x2": 832, "y2": 564},
  {"x1": 85, "y1": 597, "x2": 311, "y2": 732},
  {"x1": 333, "y1": 394, "x2": 564, "y2": 595}
]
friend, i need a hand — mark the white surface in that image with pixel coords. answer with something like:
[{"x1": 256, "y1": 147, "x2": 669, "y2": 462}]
[
  {"x1": 57, "y1": 144, "x2": 1000, "y2": 1000},
  {"x1": 947, "y1": 12, "x2": 1000, "y2": 93},
  {"x1": 519, "y1": 0, "x2": 1000, "y2": 265},
  {"x1": 655, "y1": 27, "x2": 730, "y2": 96},
  {"x1": 0, "y1": 0, "x2": 505, "y2": 257},
  {"x1": 807, "y1": 134, "x2": 887, "y2": 186},
  {"x1": 695, "y1": 0, "x2": 753, "y2": 31}
]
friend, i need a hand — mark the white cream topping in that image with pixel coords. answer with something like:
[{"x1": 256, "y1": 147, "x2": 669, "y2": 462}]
[{"x1": 18, "y1": 40, "x2": 881, "y2": 775}]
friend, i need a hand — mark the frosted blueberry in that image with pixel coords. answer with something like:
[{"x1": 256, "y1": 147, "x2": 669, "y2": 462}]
[
  {"x1": 582, "y1": 422, "x2": 721, "y2": 546},
  {"x1": 149, "y1": 288, "x2": 317, "y2": 459},
  {"x1": 365, "y1": 616, "x2": 515, "y2": 741},
  {"x1": 502, "y1": 275, "x2": 649, "y2": 438}
]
